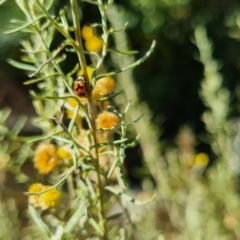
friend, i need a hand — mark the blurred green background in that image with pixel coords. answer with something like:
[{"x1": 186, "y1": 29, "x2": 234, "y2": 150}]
[{"x1": 2, "y1": 0, "x2": 240, "y2": 142}]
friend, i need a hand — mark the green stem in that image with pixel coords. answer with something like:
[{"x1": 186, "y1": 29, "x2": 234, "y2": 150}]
[
  {"x1": 70, "y1": 0, "x2": 91, "y2": 88},
  {"x1": 96, "y1": 0, "x2": 109, "y2": 69},
  {"x1": 70, "y1": 1, "x2": 108, "y2": 239}
]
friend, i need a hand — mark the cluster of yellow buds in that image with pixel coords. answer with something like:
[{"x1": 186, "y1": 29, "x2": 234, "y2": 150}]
[{"x1": 82, "y1": 25, "x2": 103, "y2": 53}]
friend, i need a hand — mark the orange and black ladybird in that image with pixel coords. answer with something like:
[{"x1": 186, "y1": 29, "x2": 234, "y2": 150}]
[{"x1": 73, "y1": 75, "x2": 88, "y2": 98}]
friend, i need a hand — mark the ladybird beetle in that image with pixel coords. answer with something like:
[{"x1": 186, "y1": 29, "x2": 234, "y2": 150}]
[{"x1": 73, "y1": 75, "x2": 88, "y2": 98}]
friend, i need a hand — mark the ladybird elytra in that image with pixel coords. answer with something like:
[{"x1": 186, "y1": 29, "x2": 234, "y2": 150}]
[{"x1": 73, "y1": 75, "x2": 88, "y2": 98}]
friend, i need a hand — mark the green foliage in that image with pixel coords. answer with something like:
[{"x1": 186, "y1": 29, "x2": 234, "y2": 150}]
[
  {"x1": 2, "y1": 0, "x2": 156, "y2": 239},
  {"x1": 1, "y1": 1, "x2": 240, "y2": 240}
]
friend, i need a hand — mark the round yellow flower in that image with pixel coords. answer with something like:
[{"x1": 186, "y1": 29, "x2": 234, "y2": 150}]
[
  {"x1": 96, "y1": 111, "x2": 120, "y2": 129},
  {"x1": 82, "y1": 25, "x2": 103, "y2": 52},
  {"x1": 28, "y1": 183, "x2": 44, "y2": 208},
  {"x1": 33, "y1": 143, "x2": 60, "y2": 174},
  {"x1": 40, "y1": 186, "x2": 61, "y2": 210},
  {"x1": 93, "y1": 76, "x2": 115, "y2": 100},
  {"x1": 82, "y1": 25, "x2": 94, "y2": 40},
  {"x1": 28, "y1": 183, "x2": 60, "y2": 210},
  {"x1": 84, "y1": 36, "x2": 103, "y2": 52},
  {"x1": 194, "y1": 152, "x2": 209, "y2": 166}
]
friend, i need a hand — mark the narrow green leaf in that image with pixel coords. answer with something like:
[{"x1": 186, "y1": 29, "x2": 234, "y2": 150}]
[
  {"x1": 44, "y1": 0, "x2": 55, "y2": 10},
  {"x1": 97, "y1": 40, "x2": 157, "y2": 79},
  {"x1": 10, "y1": 115, "x2": 28, "y2": 135},
  {"x1": 51, "y1": 135, "x2": 72, "y2": 144},
  {"x1": 66, "y1": 63, "x2": 79, "y2": 77},
  {"x1": 105, "y1": 0, "x2": 114, "y2": 10},
  {"x1": 85, "y1": 177, "x2": 97, "y2": 199},
  {"x1": 88, "y1": 218, "x2": 104, "y2": 236},
  {"x1": 117, "y1": 157, "x2": 127, "y2": 189},
  {"x1": 45, "y1": 95, "x2": 72, "y2": 100},
  {"x1": 107, "y1": 149, "x2": 118, "y2": 180},
  {"x1": 105, "y1": 186, "x2": 156, "y2": 205},
  {"x1": 65, "y1": 47, "x2": 76, "y2": 53},
  {"x1": 64, "y1": 199, "x2": 85, "y2": 233},
  {"x1": 126, "y1": 134, "x2": 140, "y2": 148},
  {"x1": 0, "y1": 125, "x2": 8, "y2": 134},
  {"x1": 26, "y1": 168, "x2": 74, "y2": 196},
  {"x1": 53, "y1": 225, "x2": 64, "y2": 240},
  {"x1": 91, "y1": 68, "x2": 97, "y2": 87},
  {"x1": 0, "y1": 108, "x2": 11, "y2": 122},
  {"x1": 96, "y1": 90, "x2": 123, "y2": 102},
  {"x1": 107, "y1": 48, "x2": 138, "y2": 55},
  {"x1": 24, "y1": 73, "x2": 60, "y2": 85},
  {"x1": 71, "y1": 145, "x2": 78, "y2": 170},
  {"x1": 59, "y1": 6, "x2": 69, "y2": 31},
  {"x1": 4, "y1": 16, "x2": 44, "y2": 34},
  {"x1": 15, "y1": 0, "x2": 31, "y2": 20},
  {"x1": 124, "y1": 101, "x2": 131, "y2": 114},
  {"x1": 82, "y1": 50, "x2": 100, "y2": 58},
  {"x1": 107, "y1": 105, "x2": 121, "y2": 116},
  {"x1": 91, "y1": 138, "x2": 128, "y2": 148},
  {"x1": 29, "y1": 92, "x2": 65, "y2": 100},
  {"x1": 109, "y1": 20, "x2": 128, "y2": 33},
  {"x1": 106, "y1": 212, "x2": 123, "y2": 221},
  {"x1": 126, "y1": 114, "x2": 143, "y2": 128},
  {"x1": 36, "y1": 0, "x2": 73, "y2": 47},
  {"x1": 55, "y1": 54, "x2": 67, "y2": 64},
  {"x1": 68, "y1": 104, "x2": 80, "y2": 132},
  {"x1": 7, "y1": 59, "x2": 37, "y2": 72},
  {"x1": 82, "y1": 0, "x2": 100, "y2": 5},
  {"x1": 86, "y1": 22, "x2": 103, "y2": 28},
  {"x1": 86, "y1": 131, "x2": 93, "y2": 151},
  {"x1": 27, "y1": 130, "x2": 63, "y2": 143},
  {"x1": 21, "y1": 49, "x2": 48, "y2": 54},
  {"x1": 28, "y1": 205, "x2": 51, "y2": 237}
]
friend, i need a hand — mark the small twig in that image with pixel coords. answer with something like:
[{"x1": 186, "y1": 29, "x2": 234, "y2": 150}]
[{"x1": 97, "y1": 40, "x2": 156, "y2": 79}]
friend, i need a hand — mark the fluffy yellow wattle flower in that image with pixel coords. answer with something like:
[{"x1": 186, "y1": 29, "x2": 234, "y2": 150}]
[
  {"x1": 77, "y1": 66, "x2": 115, "y2": 100},
  {"x1": 93, "y1": 76, "x2": 115, "y2": 100},
  {"x1": 28, "y1": 183, "x2": 43, "y2": 207},
  {"x1": 33, "y1": 143, "x2": 60, "y2": 174},
  {"x1": 28, "y1": 183, "x2": 61, "y2": 210},
  {"x1": 40, "y1": 186, "x2": 61, "y2": 210},
  {"x1": 96, "y1": 111, "x2": 120, "y2": 129}
]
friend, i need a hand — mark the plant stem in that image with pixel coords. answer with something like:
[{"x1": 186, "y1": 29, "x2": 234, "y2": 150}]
[
  {"x1": 70, "y1": 0, "x2": 108, "y2": 238},
  {"x1": 96, "y1": 0, "x2": 109, "y2": 69},
  {"x1": 70, "y1": 0, "x2": 91, "y2": 89}
]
